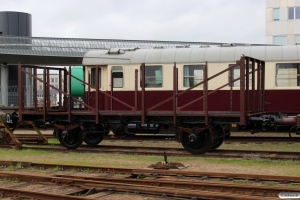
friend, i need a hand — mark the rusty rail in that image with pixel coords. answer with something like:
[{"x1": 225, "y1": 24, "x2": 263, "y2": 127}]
[{"x1": 0, "y1": 170, "x2": 296, "y2": 199}]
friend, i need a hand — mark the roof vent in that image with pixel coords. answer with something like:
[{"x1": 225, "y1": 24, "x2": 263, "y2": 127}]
[
  {"x1": 108, "y1": 48, "x2": 125, "y2": 54},
  {"x1": 219, "y1": 43, "x2": 235, "y2": 47},
  {"x1": 176, "y1": 45, "x2": 190, "y2": 48},
  {"x1": 154, "y1": 46, "x2": 164, "y2": 49}
]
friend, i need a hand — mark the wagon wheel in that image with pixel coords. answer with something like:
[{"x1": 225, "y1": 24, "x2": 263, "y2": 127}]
[
  {"x1": 181, "y1": 129, "x2": 212, "y2": 154},
  {"x1": 59, "y1": 127, "x2": 83, "y2": 149},
  {"x1": 210, "y1": 137, "x2": 224, "y2": 149},
  {"x1": 210, "y1": 124, "x2": 225, "y2": 150},
  {"x1": 84, "y1": 124, "x2": 104, "y2": 146}
]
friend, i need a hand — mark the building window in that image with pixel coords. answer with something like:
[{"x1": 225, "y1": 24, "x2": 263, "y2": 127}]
[
  {"x1": 39, "y1": 85, "x2": 42, "y2": 90},
  {"x1": 112, "y1": 66, "x2": 123, "y2": 88},
  {"x1": 228, "y1": 64, "x2": 253, "y2": 87},
  {"x1": 296, "y1": 35, "x2": 300, "y2": 44},
  {"x1": 183, "y1": 65, "x2": 203, "y2": 87},
  {"x1": 55, "y1": 78, "x2": 58, "y2": 83},
  {"x1": 288, "y1": 7, "x2": 300, "y2": 19},
  {"x1": 273, "y1": 8, "x2": 280, "y2": 21},
  {"x1": 140, "y1": 66, "x2": 163, "y2": 88},
  {"x1": 273, "y1": 36, "x2": 287, "y2": 45},
  {"x1": 91, "y1": 68, "x2": 101, "y2": 87},
  {"x1": 276, "y1": 63, "x2": 300, "y2": 87}
]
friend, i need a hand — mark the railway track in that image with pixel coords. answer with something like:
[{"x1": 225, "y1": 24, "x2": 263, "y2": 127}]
[
  {"x1": 13, "y1": 133, "x2": 300, "y2": 143},
  {"x1": 3, "y1": 143, "x2": 300, "y2": 160},
  {"x1": 0, "y1": 161, "x2": 299, "y2": 199}
]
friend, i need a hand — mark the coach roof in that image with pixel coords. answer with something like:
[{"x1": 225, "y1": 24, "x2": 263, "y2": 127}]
[{"x1": 82, "y1": 45, "x2": 300, "y2": 65}]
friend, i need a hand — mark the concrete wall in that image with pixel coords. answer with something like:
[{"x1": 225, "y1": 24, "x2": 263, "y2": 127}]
[{"x1": 266, "y1": 0, "x2": 300, "y2": 45}]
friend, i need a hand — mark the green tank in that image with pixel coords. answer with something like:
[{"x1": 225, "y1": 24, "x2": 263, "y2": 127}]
[{"x1": 71, "y1": 66, "x2": 84, "y2": 97}]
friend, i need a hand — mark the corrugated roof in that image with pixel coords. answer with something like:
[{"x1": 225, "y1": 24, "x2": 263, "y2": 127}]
[{"x1": 82, "y1": 45, "x2": 300, "y2": 65}]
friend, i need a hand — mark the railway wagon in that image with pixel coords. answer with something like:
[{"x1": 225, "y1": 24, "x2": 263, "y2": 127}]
[{"x1": 17, "y1": 45, "x2": 300, "y2": 154}]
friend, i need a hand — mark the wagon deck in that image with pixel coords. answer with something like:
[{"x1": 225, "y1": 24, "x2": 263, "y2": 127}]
[{"x1": 17, "y1": 56, "x2": 265, "y2": 126}]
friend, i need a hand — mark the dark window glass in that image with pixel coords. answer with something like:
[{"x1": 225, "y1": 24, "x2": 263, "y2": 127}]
[
  {"x1": 112, "y1": 66, "x2": 123, "y2": 88},
  {"x1": 140, "y1": 66, "x2": 162, "y2": 88},
  {"x1": 91, "y1": 68, "x2": 101, "y2": 87}
]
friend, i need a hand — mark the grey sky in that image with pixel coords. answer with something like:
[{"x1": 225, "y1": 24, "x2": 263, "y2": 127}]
[{"x1": 2, "y1": 0, "x2": 266, "y2": 44}]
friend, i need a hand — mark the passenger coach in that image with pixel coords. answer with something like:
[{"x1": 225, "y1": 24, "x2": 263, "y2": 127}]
[{"x1": 16, "y1": 45, "x2": 300, "y2": 154}]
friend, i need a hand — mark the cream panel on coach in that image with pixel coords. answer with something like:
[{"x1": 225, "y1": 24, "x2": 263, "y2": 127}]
[{"x1": 84, "y1": 65, "x2": 108, "y2": 91}]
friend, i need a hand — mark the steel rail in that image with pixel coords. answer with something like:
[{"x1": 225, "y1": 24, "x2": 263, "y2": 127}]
[
  {"x1": 57, "y1": 177, "x2": 277, "y2": 199},
  {"x1": 0, "y1": 171, "x2": 285, "y2": 199},
  {"x1": 0, "y1": 187, "x2": 97, "y2": 200},
  {"x1": 12, "y1": 133, "x2": 300, "y2": 143},
  {"x1": 54, "y1": 174, "x2": 297, "y2": 198},
  {"x1": 1, "y1": 161, "x2": 300, "y2": 183},
  {"x1": 3, "y1": 144, "x2": 300, "y2": 160}
]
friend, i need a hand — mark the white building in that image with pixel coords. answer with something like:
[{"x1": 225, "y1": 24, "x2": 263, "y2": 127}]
[{"x1": 266, "y1": 0, "x2": 300, "y2": 45}]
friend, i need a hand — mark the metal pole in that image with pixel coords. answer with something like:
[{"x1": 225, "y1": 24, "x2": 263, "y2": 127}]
[
  {"x1": 43, "y1": 67, "x2": 46, "y2": 122},
  {"x1": 239, "y1": 57, "x2": 246, "y2": 126},
  {"x1": 95, "y1": 66, "x2": 99, "y2": 124},
  {"x1": 18, "y1": 63, "x2": 23, "y2": 121},
  {"x1": 230, "y1": 66, "x2": 233, "y2": 112},
  {"x1": 111, "y1": 69, "x2": 113, "y2": 111},
  {"x1": 245, "y1": 57, "x2": 249, "y2": 114},
  {"x1": 261, "y1": 61, "x2": 265, "y2": 111},
  {"x1": 251, "y1": 59, "x2": 255, "y2": 112},
  {"x1": 59, "y1": 70, "x2": 62, "y2": 108},
  {"x1": 67, "y1": 66, "x2": 71, "y2": 122},
  {"x1": 203, "y1": 62, "x2": 208, "y2": 126},
  {"x1": 135, "y1": 69, "x2": 138, "y2": 111},
  {"x1": 141, "y1": 63, "x2": 145, "y2": 124},
  {"x1": 257, "y1": 61, "x2": 261, "y2": 112},
  {"x1": 173, "y1": 63, "x2": 177, "y2": 125},
  {"x1": 34, "y1": 68, "x2": 37, "y2": 109}
]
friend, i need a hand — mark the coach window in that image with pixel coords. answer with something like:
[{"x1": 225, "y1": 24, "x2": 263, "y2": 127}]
[
  {"x1": 183, "y1": 65, "x2": 203, "y2": 87},
  {"x1": 112, "y1": 66, "x2": 123, "y2": 88},
  {"x1": 91, "y1": 68, "x2": 102, "y2": 88},
  {"x1": 228, "y1": 64, "x2": 252, "y2": 87},
  {"x1": 276, "y1": 63, "x2": 300, "y2": 87},
  {"x1": 140, "y1": 66, "x2": 163, "y2": 88}
]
